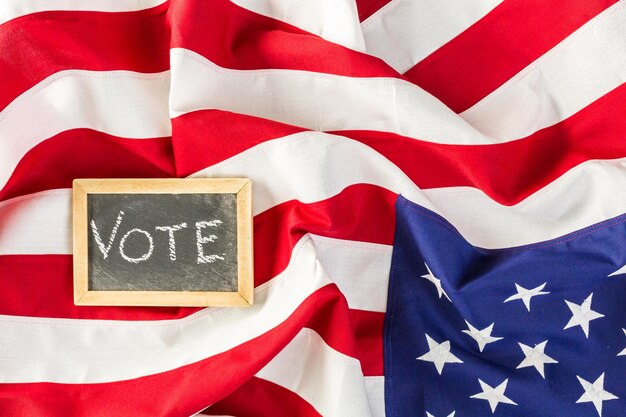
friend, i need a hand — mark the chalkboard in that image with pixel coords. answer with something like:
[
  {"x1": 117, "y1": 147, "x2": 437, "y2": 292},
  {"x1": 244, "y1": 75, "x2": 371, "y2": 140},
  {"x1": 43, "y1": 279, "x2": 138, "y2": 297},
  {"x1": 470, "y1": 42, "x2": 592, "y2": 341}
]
[{"x1": 73, "y1": 178, "x2": 253, "y2": 307}]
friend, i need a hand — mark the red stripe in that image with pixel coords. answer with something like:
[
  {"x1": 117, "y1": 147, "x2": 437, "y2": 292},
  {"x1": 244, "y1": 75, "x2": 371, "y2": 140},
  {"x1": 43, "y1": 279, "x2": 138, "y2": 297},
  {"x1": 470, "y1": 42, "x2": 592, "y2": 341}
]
[
  {"x1": 356, "y1": 0, "x2": 392, "y2": 22},
  {"x1": 0, "y1": 255, "x2": 200, "y2": 320},
  {"x1": 0, "y1": 184, "x2": 396, "y2": 319},
  {"x1": 351, "y1": 309, "x2": 385, "y2": 376},
  {"x1": 0, "y1": 4, "x2": 169, "y2": 112},
  {"x1": 168, "y1": 0, "x2": 399, "y2": 78},
  {"x1": 339, "y1": 82, "x2": 626, "y2": 205},
  {"x1": 172, "y1": 110, "x2": 305, "y2": 177},
  {"x1": 0, "y1": 285, "x2": 350, "y2": 417},
  {"x1": 404, "y1": 0, "x2": 617, "y2": 112},
  {"x1": 201, "y1": 377, "x2": 322, "y2": 417},
  {"x1": 253, "y1": 184, "x2": 397, "y2": 286},
  {"x1": 0, "y1": 129, "x2": 175, "y2": 201}
]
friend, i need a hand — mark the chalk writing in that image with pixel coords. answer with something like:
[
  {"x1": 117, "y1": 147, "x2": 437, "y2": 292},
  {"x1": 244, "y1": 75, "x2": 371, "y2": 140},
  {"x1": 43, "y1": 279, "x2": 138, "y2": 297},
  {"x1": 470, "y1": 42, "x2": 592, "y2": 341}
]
[
  {"x1": 90, "y1": 210, "x2": 124, "y2": 259},
  {"x1": 119, "y1": 228, "x2": 154, "y2": 263},
  {"x1": 196, "y1": 220, "x2": 224, "y2": 264},
  {"x1": 155, "y1": 222, "x2": 187, "y2": 261},
  {"x1": 90, "y1": 211, "x2": 225, "y2": 264}
]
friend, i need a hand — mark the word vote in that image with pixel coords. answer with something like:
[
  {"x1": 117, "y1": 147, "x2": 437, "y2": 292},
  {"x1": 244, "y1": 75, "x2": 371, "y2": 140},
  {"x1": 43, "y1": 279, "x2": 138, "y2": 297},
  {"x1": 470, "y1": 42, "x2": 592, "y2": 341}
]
[{"x1": 90, "y1": 210, "x2": 224, "y2": 264}]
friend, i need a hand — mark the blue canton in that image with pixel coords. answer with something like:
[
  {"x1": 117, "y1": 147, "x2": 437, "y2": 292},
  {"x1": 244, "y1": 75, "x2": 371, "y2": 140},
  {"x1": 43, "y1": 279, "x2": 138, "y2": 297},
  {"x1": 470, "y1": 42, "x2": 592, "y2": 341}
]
[{"x1": 384, "y1": 196, "x2": 626, "y2": 417}]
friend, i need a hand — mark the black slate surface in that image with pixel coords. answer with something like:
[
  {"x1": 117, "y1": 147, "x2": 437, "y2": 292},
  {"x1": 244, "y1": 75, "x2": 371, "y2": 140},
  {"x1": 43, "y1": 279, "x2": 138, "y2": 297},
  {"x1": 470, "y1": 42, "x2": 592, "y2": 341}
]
[{"x1": 87, "y1": 193, "x2": 238, "y2": 292}]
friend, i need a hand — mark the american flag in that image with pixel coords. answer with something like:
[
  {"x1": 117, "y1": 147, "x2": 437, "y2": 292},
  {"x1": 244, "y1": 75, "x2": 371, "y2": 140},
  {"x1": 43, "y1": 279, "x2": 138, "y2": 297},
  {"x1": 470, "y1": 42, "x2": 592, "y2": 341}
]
[{"x1": 0, "y1": 0, "x2": 625, "y2": 416}]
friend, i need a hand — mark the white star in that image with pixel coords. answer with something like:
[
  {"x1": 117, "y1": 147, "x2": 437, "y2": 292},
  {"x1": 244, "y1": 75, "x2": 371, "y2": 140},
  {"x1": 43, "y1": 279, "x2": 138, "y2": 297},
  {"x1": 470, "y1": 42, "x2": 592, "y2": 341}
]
[
  {"x1": 516, "y1": 340, "x2": 558, "y2": 378},
  {"x1": 563, "y1": 293, "x2": 604, "y2": 338},
  {"x1": 462, "y1": 321, "x2": 503, "y2": 352},
  {"x1": 576, "y1": 373, "x2": 618, "y2": 416},
  {"x1": 618, "y1": 329, "x2": 626, "y2": 356},
  {"x1": 426, "y1": 412, "x2": 455, "y2": 417},
  {"x1": 417, "y1": 334, "x2": 463, "y2": 375},
  {"x1": 470, "y1": 378, "x2": 517, "y2": 413},
  {"x1": 608, "y1": 264, "x2": 626, "y2": 277},
  {"x1": 503, "y1": 282, "x2": 549, "y2": 311},
  {"x1": 421, "y1": 263, "x2": 451, "y2": 301}
]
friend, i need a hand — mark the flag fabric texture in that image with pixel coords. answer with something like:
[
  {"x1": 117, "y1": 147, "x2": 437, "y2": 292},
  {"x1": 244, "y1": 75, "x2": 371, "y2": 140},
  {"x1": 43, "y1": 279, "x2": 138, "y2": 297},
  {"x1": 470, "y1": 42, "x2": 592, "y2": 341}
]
[{"x1": 1, "y1": 1, "x2": 625, "y2": 416}]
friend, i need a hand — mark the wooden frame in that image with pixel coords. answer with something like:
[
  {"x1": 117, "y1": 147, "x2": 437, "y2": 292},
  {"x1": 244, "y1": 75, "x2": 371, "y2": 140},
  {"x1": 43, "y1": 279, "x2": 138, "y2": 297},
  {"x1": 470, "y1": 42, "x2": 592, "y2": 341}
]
[{"x1": 73, "y1": 178, "x2": 253, "y2": 307}]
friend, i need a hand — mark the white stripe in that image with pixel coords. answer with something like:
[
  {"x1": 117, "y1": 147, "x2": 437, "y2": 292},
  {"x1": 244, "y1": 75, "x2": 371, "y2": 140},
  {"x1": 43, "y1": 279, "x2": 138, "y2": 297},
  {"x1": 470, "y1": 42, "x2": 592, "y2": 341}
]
[
  {"x1": 362, "y1": 0, "x2": 502, "y2": 73},
  {"x1": 0, "y1": 70, "x2": 171, "y2": 188},
  {"x1": 169, "y1": 48, "x2": 485, "y2": 145},
  {"x1": 0, "y1": 235, "x2": 331, "y2": 383},
  {"x1": 3, "y1": 133, "x2": 626, "y2": 254},
  {"x1": 461, "y1": 1, "x2": 626, "y2": 140},
  {"x1": 0, "y1": 0, "x2": 166, "y2": 25},
  {"x1": 0, "y1": 189, "x2": 70, "y2": 255},
  {"x1": 364, "y1": 376, "x2": 386, "y2": 417},
  {"x1": 311, "y1": 235, "x2": 391, "y2": 312},
  {"x1": 257, "y1": 328, "x2": 372, "y2": 417},
  {"x1": 230, "y1": 0, "x2": 365, "y2": 52}
]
